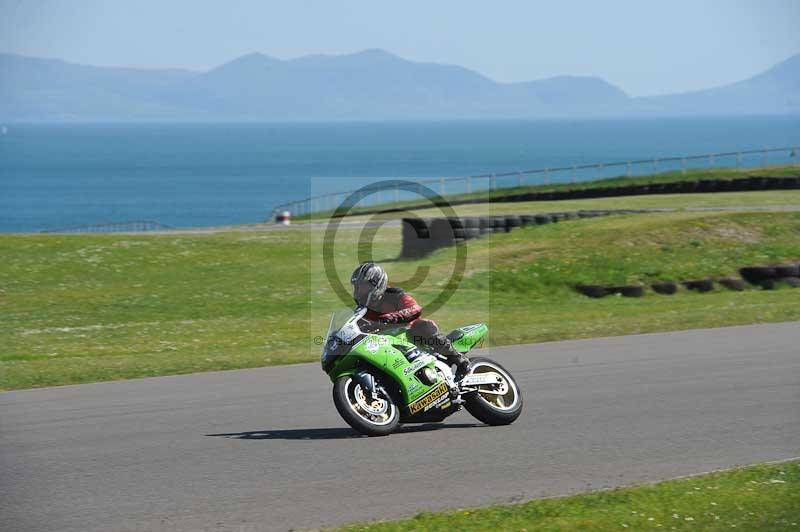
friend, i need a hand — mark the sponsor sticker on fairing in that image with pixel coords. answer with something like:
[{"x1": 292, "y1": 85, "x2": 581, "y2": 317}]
[
  {"x1": 407, "y1": 382, "x2": 449, "y2": 415},
  {"x1": 402, "y1": 354, "x2": 435, "y2": 376}
]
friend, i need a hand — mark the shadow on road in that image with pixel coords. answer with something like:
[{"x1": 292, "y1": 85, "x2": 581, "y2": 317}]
[{"x1": 206, "y1": 423, "x2": 481, "y2": 441}]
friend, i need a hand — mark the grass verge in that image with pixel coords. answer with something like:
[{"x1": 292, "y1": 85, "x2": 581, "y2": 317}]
[
  {"x1": 334, "y1": 460, "x2": 800, "y2": 531},
  {"x1": 2, "y1": 206, "x2": 800, "y2": 390}
]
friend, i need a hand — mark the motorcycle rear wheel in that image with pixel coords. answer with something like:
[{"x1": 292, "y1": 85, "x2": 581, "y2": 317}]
[
  {"x1": 464, "y1": 357, "x2": 523, "y2": 425},
  {"x1": 333, "y1": 375, "x2": 400, "y2": 436}
]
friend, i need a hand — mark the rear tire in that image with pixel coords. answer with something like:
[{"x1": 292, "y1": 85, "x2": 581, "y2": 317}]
[
  {"x1": 333, "y1": 375, "x2": 400, "y2": 436},
  {"x1": 464, "y1": 357, "x2": 523, "y2": 426}
]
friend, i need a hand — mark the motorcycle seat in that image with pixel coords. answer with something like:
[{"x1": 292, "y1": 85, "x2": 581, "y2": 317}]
[{"x1": 446, "y1": 329, "x2": 464, "y2": 341}]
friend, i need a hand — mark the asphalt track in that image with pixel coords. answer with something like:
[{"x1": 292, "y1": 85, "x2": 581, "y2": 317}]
[{"x1": 2, "y1": 322, "x2": 798, "y2": 531}]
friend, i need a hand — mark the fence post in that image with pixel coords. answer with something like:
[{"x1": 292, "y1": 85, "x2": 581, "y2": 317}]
[
  {"x1": 597, "y1": 163, "x2": 603, "y2": 179},
  {"x1": 439, "y1": 177, "x2": 445, "y2": 196},
  {"x1": 491, "y1": 174, "x2": 496, "y2": 191},
  {"x1": 466, "y1": 176, "x2": 472, "y2": 194},
  {"x1": 651, "y1": 159, "x2": 657, "y2": 174},
  {"x1": 517, "y1": 172, "x2": 523, "y2": 187},
  {"x1": 736, "y1": 152, "x2": 741, "y2": 169},
  {"x1": 544, "y1": 168, "x2": 550, "y2": 185}
]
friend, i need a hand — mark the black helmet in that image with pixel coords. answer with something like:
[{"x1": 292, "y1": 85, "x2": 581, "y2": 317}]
[{"x1": 350, "y1": 262, "x2": 388, "y2": 308}]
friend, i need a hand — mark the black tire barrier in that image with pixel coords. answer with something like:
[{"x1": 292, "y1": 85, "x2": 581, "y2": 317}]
[
  {"x1": 492, "y1": 216, "x2": 507, "y2": 233},
  {"x1": 505, "y1": 215, "x2": 522, "y2": 231},
  {"x1": 447, "y1": 217, "x2": 466, "y2": 240},
  {"x1": 447, "y1": 217, "x2": 465, "y2": 230},
  {"x1": 350, "y1": 175, "x2": 800, "y2": 219},
  {"x1": 478, "y1": 216, "x2": 494, "y2": 234},
  {"x1": 652, "y1": 281, "x2": 678, "y2": 295},
  {"x1": 774, "y1": 264, "x2": 800, "y2": 277},
  {"x1": 401, "y1": 210, "x2": 623, "y2": 257},
  {"x1": 759, "y1": 279, "x2": 776, "y2": 290},
  {"x1": 739, "y1": 266, "x2": 777, "y2": 284},
  {"x1": 779, "y1": 277, "x2": 800, "y2": 287},
  {"x1": 683, "y1": 279, "x2": 715, "y2": 292},
  {"x1": 464, "y1": 217, "x2": 480, "y2": 229},
  {"x1": 718, "y1": 278, "x2": 747, "y2": 291},
  {"x1": 430, "y1": 218, "x2": 456, "y2": 247},
  {"x1": 608, "y1": 285, "x2": 645, "y2": 297},
  {"x1": 400, "y1": 218, "x2": 433, "y2": 258},
  {"x1": 575, "y1": 284, "x2": 609, "y2": 298},
  {"x1": 464, "y1": 227, "x2": 481, "y2": 240}
]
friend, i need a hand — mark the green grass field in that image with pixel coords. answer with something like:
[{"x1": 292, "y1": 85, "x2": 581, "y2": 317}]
[
  {"x1": 334, "y1": 460, "x2": 800, "y2": 531},
  {"x1": 2, "y1": 190, "x2": 800, "y2": 390}
]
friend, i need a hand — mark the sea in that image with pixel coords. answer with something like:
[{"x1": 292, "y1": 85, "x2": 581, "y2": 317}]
[{"x1": 1, "y1": 117, "x2": 799, "y2": 232}]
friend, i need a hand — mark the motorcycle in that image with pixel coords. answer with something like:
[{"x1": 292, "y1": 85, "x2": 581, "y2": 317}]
[{"x1": 321, "y1": 307, "x2": 523, "y2": 436}]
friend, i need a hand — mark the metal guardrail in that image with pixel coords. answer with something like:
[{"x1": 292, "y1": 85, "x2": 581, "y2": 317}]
[
  {"x1": 41, "y1": 220, "x2": 175, "y2": 233},
  {"x1": 272, "y1": 146, "x2": 799, "y2": 219}
]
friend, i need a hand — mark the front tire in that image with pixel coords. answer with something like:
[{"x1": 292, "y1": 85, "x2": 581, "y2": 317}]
[
  {"x1": 464, "y1": 357, "x2": 523, "y2": 425},
  {"x1": 333, "y1": 375, "x2": 400, "y2": 436}
]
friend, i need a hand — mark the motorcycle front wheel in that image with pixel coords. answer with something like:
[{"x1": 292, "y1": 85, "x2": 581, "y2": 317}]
[
  {"x1": 333, "y1": 375, "x2": 400, "y2": 436},
  {"x1": 464, "y1": 357, "x2": 523, "y2": 425}
]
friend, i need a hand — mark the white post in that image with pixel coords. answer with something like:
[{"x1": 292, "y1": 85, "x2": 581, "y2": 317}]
[
  {"x1": 517, "y1": 172, "x2": 523, "y2": 187},
  {"x1": 466, "y1": 176, "x2": 472, "y2": 194},
  {"x1": 439, "y1": 177, "x2": 445, "y2": 196},
  {"x1": 597, "y1": 164, "x2": 603, "y2": 179},
  {"x1": 652, "y1": 159, "x2": 658, "y2": 174},
  {"x1": 626, "y1": 162, "x2": 631, "y2": 177},
  {"x1": 544, "y1": 168, "x2": 550, "y2": 185},
  {"x1": 709, "y1": 154, "x2": 715, "y2": 168},
  {"x1": 491, "y1": 174, "x2": 496, "y2": 190}
]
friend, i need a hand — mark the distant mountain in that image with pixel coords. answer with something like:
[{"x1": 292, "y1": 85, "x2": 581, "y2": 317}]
[
  {"x1": 0, "y1": 50, "x2": 798, "y2": 121},
  {"x1": 635, "y1": 54, "x2": 800, "y2": 116},
  {"x1": 0, "y1": 53, "x2": 197, "y2": 120}
]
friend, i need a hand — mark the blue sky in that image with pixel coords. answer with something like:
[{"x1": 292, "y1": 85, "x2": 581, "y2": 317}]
[{"x1": 1, "y1": 0, "x2": 798, "y2": 97}]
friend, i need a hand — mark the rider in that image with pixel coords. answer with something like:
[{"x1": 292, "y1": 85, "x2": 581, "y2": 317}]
[{"x1": 350, "y1": 262, "x2": 471, "y2": 378}]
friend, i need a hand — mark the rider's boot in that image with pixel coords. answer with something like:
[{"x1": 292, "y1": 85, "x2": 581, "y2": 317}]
[{"x1": 431, "y1": 332, "x2": 471, "y2": 380}]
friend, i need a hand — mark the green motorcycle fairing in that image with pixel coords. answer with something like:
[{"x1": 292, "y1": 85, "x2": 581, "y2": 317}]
[{"x1": 324, "y1": 323, "x2": 487, "y2": 411}]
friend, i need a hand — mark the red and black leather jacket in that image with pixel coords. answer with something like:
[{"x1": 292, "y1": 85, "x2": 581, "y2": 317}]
[{"x1": 364, "y1": 287, "x2": 422, "y2": 325}]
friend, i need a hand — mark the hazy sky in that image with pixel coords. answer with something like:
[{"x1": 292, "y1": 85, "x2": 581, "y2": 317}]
[{"x1": 1, "y1": 0, "x2": 798, "y2": 97}]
